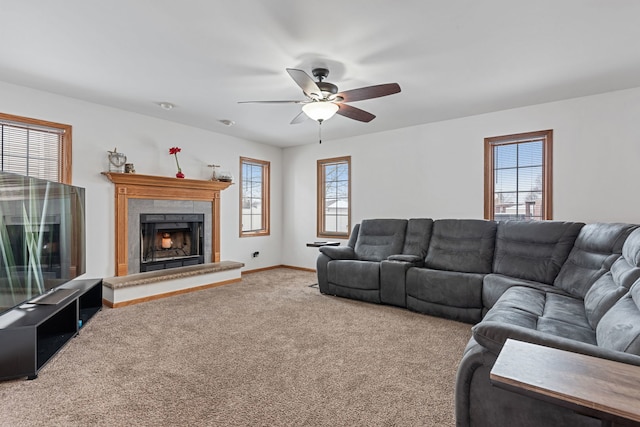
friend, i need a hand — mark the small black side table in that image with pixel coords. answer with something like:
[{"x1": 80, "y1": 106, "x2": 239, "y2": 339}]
[{"x1": 306, "y1": 241, "x2": 340, "y2": 247}]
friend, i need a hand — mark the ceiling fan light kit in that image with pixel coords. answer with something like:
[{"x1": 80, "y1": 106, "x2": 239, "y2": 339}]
[
  {"x1": 302, "y1": 101, "x2": 339, "y2": 122},
  {"x1": 240, "y1": 66, "x2": 401, "y2": 143}
]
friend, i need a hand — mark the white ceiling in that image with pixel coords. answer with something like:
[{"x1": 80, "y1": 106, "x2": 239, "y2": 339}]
[{"x1": 2, "y1": 1, "x2": 640, "y2": 148}]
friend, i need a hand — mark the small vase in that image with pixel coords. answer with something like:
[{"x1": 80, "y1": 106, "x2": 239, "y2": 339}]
[{"x1": 176, "y1": 171, "x2": 185, "y2": 179}]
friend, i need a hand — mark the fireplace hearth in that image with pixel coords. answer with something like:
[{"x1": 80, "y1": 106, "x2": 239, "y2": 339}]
[{"x1": 140, "y1": 213, "x2": 204, "y2": 272}]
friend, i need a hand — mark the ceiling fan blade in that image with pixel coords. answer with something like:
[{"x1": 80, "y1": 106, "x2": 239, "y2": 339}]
[
  {"x1": 336, "y1": 104, "x2": 376, "y2": 122},
  {"x1": 238, "y1": 100, "x2": 305, "y2": 104},
  {"x1": 290, "y1": 111, "x2": 308, "y2": 124},
  {"x1": 286, "y1": 68, "x2": 322, "y2": 98},
  {"x1": 336, "y1": 83, "x2": 401, "y2": 103}
]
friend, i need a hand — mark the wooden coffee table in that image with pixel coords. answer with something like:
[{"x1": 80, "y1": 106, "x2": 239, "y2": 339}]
[{"x1": 490, "y1": 339, "x2": 640, "y2": 427}]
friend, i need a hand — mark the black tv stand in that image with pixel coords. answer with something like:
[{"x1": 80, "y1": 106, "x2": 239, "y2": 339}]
[
  {"x1": 0, "y1": 278, "x2": 102, "y2": 381},
  {"x1": 29, "y1": 288, "x2": 79, "y2": 305}
]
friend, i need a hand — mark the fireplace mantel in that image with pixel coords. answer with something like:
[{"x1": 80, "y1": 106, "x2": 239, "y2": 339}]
[
  {"x1": 102, "y1": 172, "x2": 233, "y2": 276},
  {"x1": 102, "y1": 172, "x2": 232, "y2": 193}
]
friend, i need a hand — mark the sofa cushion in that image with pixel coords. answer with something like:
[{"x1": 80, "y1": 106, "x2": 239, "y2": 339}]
[
  {"x1": 424, "y1": 219, "x2": 497, "y2": 273},
  {"x1": 554, "y1": 223, "x2": 636, "y2": 298},
  {"x1": 492, "y1": 220, "x2": 584, "y2": 284},
  {"x1": 401, "y1": 218, "x2": 433, "y2": 258},
  {"x1": 346, "y1": 223, "x2": 360, "y2": 248},
  {"x1": 583, "y1": 228, "x2": 640, "y2": 328},
  {"x1": 584, "y1": 271, "x2": 627, "y2": 329},
  {"x1": 354, "y1": 219, "x2": 407, "y2": 261},
  {"x1": 406, "y1": 268, "x2": 484, "y2": 309},
  {"x1": 584, "y1": 259, "x2": 640, "y2": 328},
  {"x1": 596, "y1": 280, "x2": 640, "y2": 355},
  {"x1": 612, "y1": 243, "x2": 640, "y2": 289},
  {"x1": 478, "y1": 286, "x2": 596, "y2": 348},
  {"x1": 482, "y1": 273, "x2": 564, "y2": 310},
  {"x1": 407, "y1": 297, "x2": 482, "y2": 324},
  {"x1": 327, "y1": 260, "x2": 380, "y2": 290},
  {"x1": 623, "y1": 227, "x2": 640, "y2": 267}
]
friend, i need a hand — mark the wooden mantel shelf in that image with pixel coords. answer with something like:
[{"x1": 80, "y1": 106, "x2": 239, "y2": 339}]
[
  {"x1": 102, "y1": 172, "x2": 233, "y2": 192},
  {"x1": 102, "y1": 172, "x2": 233, "y2": 276}
]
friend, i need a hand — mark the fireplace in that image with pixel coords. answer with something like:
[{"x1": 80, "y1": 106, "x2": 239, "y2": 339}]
[
  {"x1": 140, "y1": 213, "x2": 204, "y2": 272},
  {"x1": 103, "y1": 172, "x2": 232, "y2": 276}
]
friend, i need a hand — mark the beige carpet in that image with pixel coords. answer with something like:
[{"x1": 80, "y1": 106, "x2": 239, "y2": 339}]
[{"x1": 0, "y1": 268, "x2": 472, "y2": 426}]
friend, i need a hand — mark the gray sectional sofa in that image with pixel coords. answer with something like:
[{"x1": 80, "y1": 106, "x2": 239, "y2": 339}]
[{"x1": 315, "y1": 218, "x2": 640, "y2": 427}]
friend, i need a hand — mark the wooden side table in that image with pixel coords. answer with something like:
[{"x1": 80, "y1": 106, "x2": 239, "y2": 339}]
[{"x1": 490, "y1": 339, "x2": 640, "y2": 427}]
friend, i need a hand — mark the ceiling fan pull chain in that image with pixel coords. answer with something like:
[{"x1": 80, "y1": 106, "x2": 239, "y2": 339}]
[{"x1": 318, "y1": 120, "x2": 323, "y2": 144}]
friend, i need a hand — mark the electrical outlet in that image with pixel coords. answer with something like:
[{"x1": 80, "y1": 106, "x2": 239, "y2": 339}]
[{"x1": 252, "y1": 251, "x2": 260, "y2": 258}]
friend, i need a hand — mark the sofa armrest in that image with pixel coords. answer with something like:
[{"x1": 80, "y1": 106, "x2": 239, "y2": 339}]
[
  {"x1": 319, "y1": 245, "x2": 356, "y2": 260},
  {"x1": 472, "y1": 320, "x2": 640, "y2": 367},
  {"x1": 387, "y1": 254, "x2": 424, "y2": 266}
]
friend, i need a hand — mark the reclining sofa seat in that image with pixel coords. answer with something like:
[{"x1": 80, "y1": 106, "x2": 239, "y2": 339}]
[
  {"x1": 481, "y1": 220, "x2": 585, "y2": 313},
  {"x1": 403, "y1": 219, "x2": 498, "y2": 324},
  {"x1": 455, "y1": 224, "x2": 640, "y2": 427},
  {"x1": 315, "y1": 217, "x2": 640, "y2": 426},
  {"x1": 317, "y1": 218, "x2": 432, "y2": 304}
]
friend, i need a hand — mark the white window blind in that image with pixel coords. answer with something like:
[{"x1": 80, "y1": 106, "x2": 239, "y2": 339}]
[{"x1": 1, "y1": 119, "x2": 65, "y2": 182}]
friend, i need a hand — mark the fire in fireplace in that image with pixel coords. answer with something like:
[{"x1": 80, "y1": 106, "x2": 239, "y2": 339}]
[{"x1": 140, "y1": 213, "x2": 204, "y2": 272}]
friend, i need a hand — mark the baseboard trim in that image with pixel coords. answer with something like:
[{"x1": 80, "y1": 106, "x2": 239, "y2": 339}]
[
  {"x1": 242, "y1": 265, "x2": 316, "y2": 275},
  {"x1": 280, "y1": 265, "x2": 316, "y2": 273}
]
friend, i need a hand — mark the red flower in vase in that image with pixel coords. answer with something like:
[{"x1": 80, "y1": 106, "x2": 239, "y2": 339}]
[{"x1": 169, "y1": 146, "x2": 184, "y2": 178}]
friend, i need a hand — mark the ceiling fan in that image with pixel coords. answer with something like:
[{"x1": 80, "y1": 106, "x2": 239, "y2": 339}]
[{"x1": 239, "y1": 68, "x2": 401, "y2": 141}]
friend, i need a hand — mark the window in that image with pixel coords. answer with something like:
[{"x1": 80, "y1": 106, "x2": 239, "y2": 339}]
[
  {"x1": 484, "y1": 130, "x2": 552, "y2": 221},
  {"x1": 317, "y1": 156, "x2": 351, "y2": 238},
  {"x1": 0, "y1": 112, "x2": 72, "y2": 183},
  {"x1": 240, "y1": 157, "x2": 270, "y2": 237}
]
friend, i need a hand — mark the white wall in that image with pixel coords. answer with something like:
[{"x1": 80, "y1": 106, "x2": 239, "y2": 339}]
[
  {"x1": 0, "y1": 81, "x2": 283, "y2": 279},
  {"x1": 282, "y1": 87, "x2": 640, "y2": 269},
  {"x1": 3, "y1": 81, "x2": 640, "y2": 274}
]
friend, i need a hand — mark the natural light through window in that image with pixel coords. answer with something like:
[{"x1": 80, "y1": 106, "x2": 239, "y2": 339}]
[
  {"x1": 240, "y1": 157, "x2": 270, "y2": 237},
  {"x1": 317, "y1": 156, "x2": 351, "y2": 238},
  {"x1": 484, "y1": 130, "x2": 552, "y2": 221}
]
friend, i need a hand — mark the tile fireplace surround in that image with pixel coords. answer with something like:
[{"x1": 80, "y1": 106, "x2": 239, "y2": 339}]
[{"x1": 102, "y1": 172, "x2": 242, "y2": 307}]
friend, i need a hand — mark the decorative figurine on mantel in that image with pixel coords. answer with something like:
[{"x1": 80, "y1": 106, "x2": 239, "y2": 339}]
[
  {"x1": 107, "y1": 148, "x2": 127, "y2": 172},
  {"x1": 216, "y1": 171, "x2": 234, "y2": 183},
  {"x1": 208, "y1": 164, "x2": 221, "y2": 181},
  {"x1": 208, "y1": 164, "x2": 233, "y2": 182}
]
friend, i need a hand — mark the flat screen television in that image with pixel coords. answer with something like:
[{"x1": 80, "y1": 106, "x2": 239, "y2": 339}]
[{"x1": 0, "y1": 171, "x2": 86, "y2": 314}]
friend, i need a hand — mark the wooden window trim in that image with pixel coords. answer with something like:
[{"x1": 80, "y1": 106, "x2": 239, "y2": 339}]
[
  {"x1": 484, "y1": 129, "x2": 553, "y2": 220},
  {"x1": 317, "y1": 156, "x2": 351, "y2": 239},
  {"x1": 0, "y1": 112, "x2": 72, "y2": 184},
  {"x1": 239, "y1": 156, "x2": 270, "y2": 237}
]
